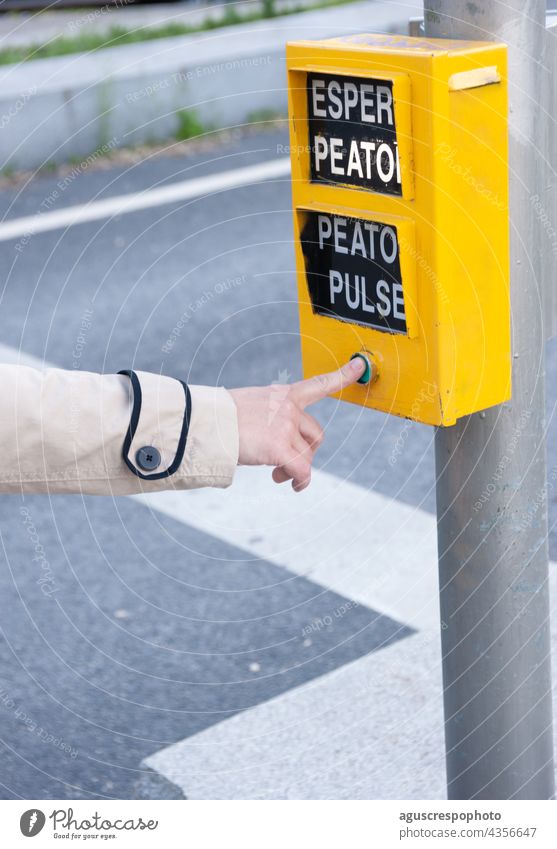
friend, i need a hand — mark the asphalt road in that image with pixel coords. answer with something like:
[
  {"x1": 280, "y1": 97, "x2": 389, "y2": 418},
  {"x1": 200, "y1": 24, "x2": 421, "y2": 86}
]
[{"x1": 0, "y1": 127, "x2": 556, "y2": 799}]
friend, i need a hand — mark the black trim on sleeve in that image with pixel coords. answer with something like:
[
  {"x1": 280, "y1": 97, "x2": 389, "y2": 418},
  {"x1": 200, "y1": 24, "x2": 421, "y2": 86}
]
[{"x1": 118, "y1": 369, "x2": 192, "y2": 481}]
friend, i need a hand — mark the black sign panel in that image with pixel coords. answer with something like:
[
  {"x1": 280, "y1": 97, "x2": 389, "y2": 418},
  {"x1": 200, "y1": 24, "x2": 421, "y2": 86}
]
[
  {"x1": 301, "y1": 210, "x2": 407, "y2": 334},
  {"x1": 307, "y1": 72, "x2": 401, "y2": 195}
]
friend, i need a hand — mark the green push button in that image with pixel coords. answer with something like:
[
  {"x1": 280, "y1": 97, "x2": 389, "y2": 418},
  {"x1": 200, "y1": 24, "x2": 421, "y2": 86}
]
[{"x1": 350, "y1": 352, "x2": 372, "y2": 385}]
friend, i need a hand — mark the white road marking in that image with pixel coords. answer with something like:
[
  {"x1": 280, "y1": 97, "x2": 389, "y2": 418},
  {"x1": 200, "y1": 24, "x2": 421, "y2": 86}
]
[
  {"x1": 143, "y1": 571, "x2": 557, "y2": 800},
  {"x1": 134, "y1": 467, "x2": 441, "y2": 632},
  {"x1": 0, "y1": 157, "x2": 291, "y2": 243},
  {"x1": 143, "y1": 631, "x2": 447, "y2": 800}
]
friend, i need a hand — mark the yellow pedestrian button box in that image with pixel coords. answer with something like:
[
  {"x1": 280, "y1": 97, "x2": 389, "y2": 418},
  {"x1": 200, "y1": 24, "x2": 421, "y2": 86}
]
[{"x1": 287, "y1": 34, "x2": 511, "y2": 426}]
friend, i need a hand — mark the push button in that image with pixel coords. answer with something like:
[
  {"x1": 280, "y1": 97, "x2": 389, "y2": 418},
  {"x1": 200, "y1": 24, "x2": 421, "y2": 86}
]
[
  {"x1": 136, "y1": 445, "x2": 161, "y2": 471},
  {"x1": 350, "y1": 352, "x2": 376, "y2": 385}
]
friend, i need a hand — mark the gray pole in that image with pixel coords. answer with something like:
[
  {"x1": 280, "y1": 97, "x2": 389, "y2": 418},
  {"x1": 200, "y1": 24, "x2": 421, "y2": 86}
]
[{"x1": 424, "y1": 0, "x2": 555, "y2": 799}]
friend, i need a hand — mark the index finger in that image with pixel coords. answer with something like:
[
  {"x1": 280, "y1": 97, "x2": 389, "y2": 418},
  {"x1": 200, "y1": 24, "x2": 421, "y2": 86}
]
[{"x1": 290, "y1": 357, "x2": 366, "y2": 408}]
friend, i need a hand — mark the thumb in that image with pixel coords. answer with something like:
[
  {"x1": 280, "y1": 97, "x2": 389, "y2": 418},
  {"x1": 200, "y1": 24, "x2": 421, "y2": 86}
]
[{"x1": 291, "y1": 357, "x2": 366, "y2": 408}]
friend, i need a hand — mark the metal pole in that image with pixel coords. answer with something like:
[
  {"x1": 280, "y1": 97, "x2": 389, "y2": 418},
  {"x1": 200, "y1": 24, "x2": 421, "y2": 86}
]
[
  {"x1": 546, "y1": 17, "x2": 557, "y2": 341},
  {"x1": 424, "y1": 0, "x2": 555, "y2": 799}
]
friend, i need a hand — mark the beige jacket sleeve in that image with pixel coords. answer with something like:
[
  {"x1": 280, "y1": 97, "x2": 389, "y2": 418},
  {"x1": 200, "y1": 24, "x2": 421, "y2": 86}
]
[{"x1": 0, "y1": 365, "x2": 239, "y2": 495}]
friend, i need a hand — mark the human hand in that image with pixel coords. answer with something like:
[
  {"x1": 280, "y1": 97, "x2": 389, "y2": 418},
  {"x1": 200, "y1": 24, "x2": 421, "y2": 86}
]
[{"x1": 228, "y1": 358, "x2": 366, "y2": 491}]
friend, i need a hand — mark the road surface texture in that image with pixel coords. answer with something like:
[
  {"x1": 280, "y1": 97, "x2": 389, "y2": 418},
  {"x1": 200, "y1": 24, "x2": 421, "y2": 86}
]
[{"x1": 0, "y1": 126, "x2": 555, "y2": 799}]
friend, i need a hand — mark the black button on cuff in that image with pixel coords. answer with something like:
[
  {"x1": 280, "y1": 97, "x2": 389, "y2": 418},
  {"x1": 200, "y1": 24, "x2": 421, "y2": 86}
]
[
  {"x1": 118, "y1": 369, "x2": 192, "y2": 481},
  {"x1": 135, "y1": 445, "x2": 161, "y2": 472}
]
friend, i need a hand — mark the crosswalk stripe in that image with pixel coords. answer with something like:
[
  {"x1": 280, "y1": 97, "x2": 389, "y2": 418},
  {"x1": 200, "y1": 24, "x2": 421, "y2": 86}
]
[
  {"x1": 141, "y1": 631, "x2": 447, "y2": 801},
  {"x1": 134, "y1": 467, "x2": 440, "y2": 632}
]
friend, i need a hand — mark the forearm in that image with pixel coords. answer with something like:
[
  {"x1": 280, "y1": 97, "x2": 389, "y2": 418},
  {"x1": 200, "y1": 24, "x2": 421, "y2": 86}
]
[{"x1": 0, "y1": 365, "x2": 238, "y2": 495}]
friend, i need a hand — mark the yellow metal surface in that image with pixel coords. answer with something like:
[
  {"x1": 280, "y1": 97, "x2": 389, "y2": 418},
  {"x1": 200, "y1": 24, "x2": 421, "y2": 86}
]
[{"x1": 287, "y1": 33, "x2": 510, "y2": 426}]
